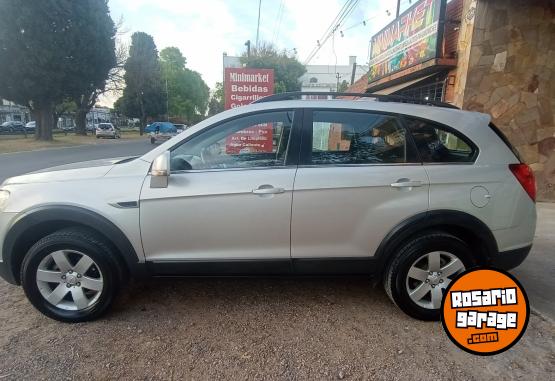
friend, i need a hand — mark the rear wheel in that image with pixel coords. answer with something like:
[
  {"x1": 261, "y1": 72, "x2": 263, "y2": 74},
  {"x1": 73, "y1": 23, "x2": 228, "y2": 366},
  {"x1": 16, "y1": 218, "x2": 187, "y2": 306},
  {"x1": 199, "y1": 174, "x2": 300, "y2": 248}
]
[
  {"x1": 384, "y1": 232, "x2": 472, "y2": 320},
  {"x1": 21, "y1": 228, "x2": 122, "y2": 323}
]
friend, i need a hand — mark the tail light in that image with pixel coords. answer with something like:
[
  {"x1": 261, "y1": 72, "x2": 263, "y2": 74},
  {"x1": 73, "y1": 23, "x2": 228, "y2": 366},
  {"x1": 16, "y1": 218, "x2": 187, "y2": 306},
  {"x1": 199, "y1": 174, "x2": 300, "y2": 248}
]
[{"x1": 509, "y1": 164, "x2": 536, "y2": 202}]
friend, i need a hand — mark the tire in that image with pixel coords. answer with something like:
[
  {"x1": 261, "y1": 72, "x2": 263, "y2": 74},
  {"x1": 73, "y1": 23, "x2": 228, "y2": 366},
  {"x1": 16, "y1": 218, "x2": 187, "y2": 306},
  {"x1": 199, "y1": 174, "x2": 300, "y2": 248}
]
[
  {"x1": 383, "y1": 232, "x2": 474, "y2": 320},
  {"x1": 150, "y1": 137, "x2": 156, "y2": 144},
  {"x1": 20, "y1": 228, "x2": 123, "y2": 323}
]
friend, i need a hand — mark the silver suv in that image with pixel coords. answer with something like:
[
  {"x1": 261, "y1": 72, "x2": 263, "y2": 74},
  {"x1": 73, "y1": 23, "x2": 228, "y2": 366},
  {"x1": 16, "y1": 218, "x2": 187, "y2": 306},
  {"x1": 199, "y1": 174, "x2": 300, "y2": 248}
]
[{"x1": 0, "y1": 93, "x2": 536, "y2": 322}]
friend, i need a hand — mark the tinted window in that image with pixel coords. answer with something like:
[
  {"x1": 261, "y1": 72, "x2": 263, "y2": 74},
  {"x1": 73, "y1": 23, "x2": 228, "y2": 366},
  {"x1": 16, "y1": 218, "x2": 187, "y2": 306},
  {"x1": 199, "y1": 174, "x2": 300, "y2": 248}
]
[
  {"x1": 310, "y1": 110, "x2": 418, "y2": 165},
  {"x1": 171, "y1": 111, "x2": 293, "y2": 171},
  {"x1": 405, "y1": 117, "x2": 476, "y2": 163}
]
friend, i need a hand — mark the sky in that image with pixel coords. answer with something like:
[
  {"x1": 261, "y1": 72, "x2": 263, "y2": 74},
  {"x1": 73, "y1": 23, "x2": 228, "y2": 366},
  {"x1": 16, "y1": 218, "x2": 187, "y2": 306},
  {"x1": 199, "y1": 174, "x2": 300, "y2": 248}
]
[{"x1": 106, "y1": 0, "x2": 416, "y2": 103}]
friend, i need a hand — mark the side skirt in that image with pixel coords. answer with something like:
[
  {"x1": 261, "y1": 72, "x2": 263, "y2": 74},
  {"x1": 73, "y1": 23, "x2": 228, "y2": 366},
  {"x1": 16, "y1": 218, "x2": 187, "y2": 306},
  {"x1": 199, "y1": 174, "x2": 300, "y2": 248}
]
[{"x1": 146, "y1": 258, "x2": 379, "y2": 277}]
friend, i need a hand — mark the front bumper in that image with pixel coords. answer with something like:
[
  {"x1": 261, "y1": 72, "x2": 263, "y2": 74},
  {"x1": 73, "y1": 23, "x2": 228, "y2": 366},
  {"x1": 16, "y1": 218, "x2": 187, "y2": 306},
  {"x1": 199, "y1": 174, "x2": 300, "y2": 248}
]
[
  {"x1": 489, "y1": 245, "x2": 532, "y2": 270},
  {"x1": 96, "y1": 130, "x2": 117, "y2": 137},
  {"x1": 0, "y1": 212, "x2": 18, "y2": 285}
]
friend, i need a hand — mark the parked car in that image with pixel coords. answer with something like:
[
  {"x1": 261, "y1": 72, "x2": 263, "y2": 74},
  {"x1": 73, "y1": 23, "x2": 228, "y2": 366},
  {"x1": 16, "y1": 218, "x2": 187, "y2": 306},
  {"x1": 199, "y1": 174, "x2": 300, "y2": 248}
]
[
  {"x1": 95, "y1": 123, "x2": 120, "y2": 139},
  {"x1": 25, "y1": 121, "x2": 36, "y2": 132},
  {"x1": 173, "y1": 123, "x2": 188, "y2": 133},
  {"x1": 0, "y1": 121, "x2": 25, "y2": 133},
  {"x1": 0, "y1": 92, "x2": 536, "y2": 322},
  {"x1": 147, "y1": 121, "x2": 178, "y2": 144}
]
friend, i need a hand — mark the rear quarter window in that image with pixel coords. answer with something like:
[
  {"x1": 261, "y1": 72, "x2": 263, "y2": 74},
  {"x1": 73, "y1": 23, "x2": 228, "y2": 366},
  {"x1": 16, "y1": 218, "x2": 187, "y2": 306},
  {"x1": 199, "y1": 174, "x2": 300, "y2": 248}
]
[{"x1": 404, "y1": 117, "x2": 477, "y2": 163}]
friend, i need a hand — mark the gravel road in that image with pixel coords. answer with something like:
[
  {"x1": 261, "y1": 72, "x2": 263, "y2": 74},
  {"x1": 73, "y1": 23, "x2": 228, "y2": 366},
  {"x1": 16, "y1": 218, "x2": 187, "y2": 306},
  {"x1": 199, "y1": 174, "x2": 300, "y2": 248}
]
[{"x1": 0, "y1": 277, "x2": 553, "y2": 380}]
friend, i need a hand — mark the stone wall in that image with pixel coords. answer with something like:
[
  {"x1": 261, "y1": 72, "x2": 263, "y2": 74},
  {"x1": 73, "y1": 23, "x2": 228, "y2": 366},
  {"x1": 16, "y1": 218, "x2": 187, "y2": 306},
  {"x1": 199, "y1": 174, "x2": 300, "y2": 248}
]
[{"x1": 462, "y1": 0, "x2": 555, "y2": 201}]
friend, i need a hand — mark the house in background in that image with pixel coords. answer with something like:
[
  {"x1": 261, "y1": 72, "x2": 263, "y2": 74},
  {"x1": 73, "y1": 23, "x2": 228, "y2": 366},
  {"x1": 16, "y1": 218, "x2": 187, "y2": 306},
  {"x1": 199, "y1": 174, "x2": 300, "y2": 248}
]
[{"x1": 0, "y1": 99, "x2": 30, "y2": 124}]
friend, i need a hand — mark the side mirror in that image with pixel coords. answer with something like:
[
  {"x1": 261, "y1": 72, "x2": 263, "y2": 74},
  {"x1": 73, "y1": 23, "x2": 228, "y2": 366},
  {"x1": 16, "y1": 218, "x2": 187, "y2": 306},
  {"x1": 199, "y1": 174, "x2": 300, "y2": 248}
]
[{"x1": 150, "y1": 151, "x2": 170, "y2": 188}]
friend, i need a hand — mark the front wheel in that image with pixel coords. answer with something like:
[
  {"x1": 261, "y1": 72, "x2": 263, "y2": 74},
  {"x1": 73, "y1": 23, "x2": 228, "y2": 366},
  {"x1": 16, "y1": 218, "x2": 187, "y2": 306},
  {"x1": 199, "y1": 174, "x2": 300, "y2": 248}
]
[
  {"x1": 21, "y1": 228, "x2": 123, "y2": 322},
  {"x1": 384, "y1": 232, "x2": 473, "y2": 320},
  {"x1": 150, "y1": 137, "x2": 156, "y2": 144}
]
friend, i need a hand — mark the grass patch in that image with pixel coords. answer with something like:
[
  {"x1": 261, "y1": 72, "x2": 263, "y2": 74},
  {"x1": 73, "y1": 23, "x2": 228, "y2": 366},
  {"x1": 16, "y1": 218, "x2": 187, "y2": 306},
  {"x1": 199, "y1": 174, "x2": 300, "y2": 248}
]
[{"x1": 0, "y1": 130, "x2": 146, "y2": 154}]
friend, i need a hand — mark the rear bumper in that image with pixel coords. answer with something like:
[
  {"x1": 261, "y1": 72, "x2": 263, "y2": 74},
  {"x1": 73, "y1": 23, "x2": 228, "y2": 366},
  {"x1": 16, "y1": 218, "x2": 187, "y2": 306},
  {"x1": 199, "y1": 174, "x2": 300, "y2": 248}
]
[{"x1": 489, "y1": 244, "x2": 532, "y2": 270}]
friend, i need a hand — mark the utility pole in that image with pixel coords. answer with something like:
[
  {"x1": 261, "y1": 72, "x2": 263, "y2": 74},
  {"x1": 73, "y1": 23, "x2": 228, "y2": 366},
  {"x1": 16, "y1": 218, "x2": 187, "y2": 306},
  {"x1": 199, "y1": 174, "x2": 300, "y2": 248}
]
[
  {"x1": 255, "y1": 0, "x2": 262, "y2": 49},
  {"x1": 396, "y1": 0, "x2": 401, "y2": 17},
  {"x1": 245, "y1": 40, "x2": 251, "y2": 59},
  {"x1": 165, "y1": 78, "x2": 169, "y2": 122},
  {"x1": 336, "y1": 73, "x2": 341, "y2": 92}
]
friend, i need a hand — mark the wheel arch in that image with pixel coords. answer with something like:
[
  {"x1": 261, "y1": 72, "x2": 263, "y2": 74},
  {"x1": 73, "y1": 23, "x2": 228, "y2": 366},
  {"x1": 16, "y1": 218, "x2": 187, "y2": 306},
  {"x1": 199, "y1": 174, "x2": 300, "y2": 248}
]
[
  {"x1": 374, "y1": 210, "x2": 498, "y2": 281},
  {"x1": 2, "y1": 205, "x2": 147, "y2": 285}
]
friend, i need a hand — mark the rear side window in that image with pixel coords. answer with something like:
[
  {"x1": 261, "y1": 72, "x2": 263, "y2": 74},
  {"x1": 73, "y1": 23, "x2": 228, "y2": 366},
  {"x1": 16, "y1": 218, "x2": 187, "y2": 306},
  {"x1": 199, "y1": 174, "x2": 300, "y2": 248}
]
[
  {"x1": 404, "y1": 117, "x2": 476, "y2": 163},
  {"x1": 489, "y1": 122, "x2": 522, "y2": 162},
  {"x1": 310, "y1": 110, "x2": 419, "y2": 165}
]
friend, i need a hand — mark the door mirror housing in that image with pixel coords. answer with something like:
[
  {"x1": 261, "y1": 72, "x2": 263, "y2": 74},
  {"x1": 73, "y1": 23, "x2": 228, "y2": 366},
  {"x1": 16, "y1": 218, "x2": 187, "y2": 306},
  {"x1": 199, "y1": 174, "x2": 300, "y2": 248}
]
[{"x1": 150, "y1": 151, "x2": 170, "y2": 188}]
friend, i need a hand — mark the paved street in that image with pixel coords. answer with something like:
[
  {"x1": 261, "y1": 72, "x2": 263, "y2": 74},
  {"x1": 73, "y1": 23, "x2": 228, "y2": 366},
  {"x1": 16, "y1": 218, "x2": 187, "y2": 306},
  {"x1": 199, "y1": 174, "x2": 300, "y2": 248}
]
[{"x1": 0, "y1": 139, "x2": 153, "y2": 183}]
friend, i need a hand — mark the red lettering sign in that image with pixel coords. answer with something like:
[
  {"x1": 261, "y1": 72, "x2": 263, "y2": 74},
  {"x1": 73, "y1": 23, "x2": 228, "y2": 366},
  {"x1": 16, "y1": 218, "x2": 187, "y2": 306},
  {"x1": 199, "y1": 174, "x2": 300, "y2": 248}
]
[{"x1": 224, "y1": 68, "x2": 274, "y2": 153}]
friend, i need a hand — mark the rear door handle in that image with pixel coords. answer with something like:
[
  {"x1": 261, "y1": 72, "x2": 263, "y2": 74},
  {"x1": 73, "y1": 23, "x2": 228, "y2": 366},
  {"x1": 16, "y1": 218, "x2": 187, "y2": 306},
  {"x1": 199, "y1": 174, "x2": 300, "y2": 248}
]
[
  {"x1": 252, "y1": 186, "x2": 285, "y2": 194},
  {"x1": 390, "y1": 179, "x2": 423, "y2": 188}
]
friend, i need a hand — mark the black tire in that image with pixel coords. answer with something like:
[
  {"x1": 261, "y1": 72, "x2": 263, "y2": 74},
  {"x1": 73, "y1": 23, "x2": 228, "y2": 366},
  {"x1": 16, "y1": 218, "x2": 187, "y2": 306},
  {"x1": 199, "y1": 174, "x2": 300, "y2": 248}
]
[
  {"x1": 21, "y1": 228, "x2": 123, "y2": 323},
  {"x1": 150, "y1": 137, "x2": 155, "y2": 144},
  {"x1": 383, "y1": 232, "x2": 474, "y2": 321}
]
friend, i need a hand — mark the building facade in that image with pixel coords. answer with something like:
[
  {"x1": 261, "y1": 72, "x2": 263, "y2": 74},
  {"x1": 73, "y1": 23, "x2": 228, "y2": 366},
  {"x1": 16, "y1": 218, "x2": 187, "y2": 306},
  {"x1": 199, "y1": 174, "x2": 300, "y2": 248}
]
[
  {"x1": 301, "y1": 56, "x2": 368, "y2": 94},
  {"x1": 0, "y1": 99, "x2": 30, "y2": 124},
  {"x1": 347, "y1": 0, "x2": 555, "y2": 201}
]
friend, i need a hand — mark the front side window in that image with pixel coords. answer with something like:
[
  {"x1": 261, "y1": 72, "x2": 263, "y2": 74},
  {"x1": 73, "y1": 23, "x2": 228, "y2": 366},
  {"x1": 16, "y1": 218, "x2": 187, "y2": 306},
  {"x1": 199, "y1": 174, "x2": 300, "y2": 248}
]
[
  {"x1": 404, "y1": 117, "x2": 476, "y2": 163},
  {"x1": 310, "y1": 110, "x2": 418, "y2": 165},
  {"x1": 170, "y1": 111, "x2": 294, "y2": 171}
]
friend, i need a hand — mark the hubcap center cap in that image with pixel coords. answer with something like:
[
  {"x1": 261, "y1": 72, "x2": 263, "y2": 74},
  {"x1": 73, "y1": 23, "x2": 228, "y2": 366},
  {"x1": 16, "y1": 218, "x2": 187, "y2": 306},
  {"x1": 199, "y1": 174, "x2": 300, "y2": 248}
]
[
  {"x1": 65, "y1": 273, "x2": 78, "y2": 285},
  {"x1": 428, "y1": 272, "x2": 441, "y2": 285}
]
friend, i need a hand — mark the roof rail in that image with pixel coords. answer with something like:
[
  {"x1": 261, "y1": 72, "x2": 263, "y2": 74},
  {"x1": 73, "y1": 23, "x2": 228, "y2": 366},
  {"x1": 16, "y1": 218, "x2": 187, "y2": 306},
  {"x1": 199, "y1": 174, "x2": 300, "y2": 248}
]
[{"x1": 252, "y1": 91, "x2": 460, "y2": 110}]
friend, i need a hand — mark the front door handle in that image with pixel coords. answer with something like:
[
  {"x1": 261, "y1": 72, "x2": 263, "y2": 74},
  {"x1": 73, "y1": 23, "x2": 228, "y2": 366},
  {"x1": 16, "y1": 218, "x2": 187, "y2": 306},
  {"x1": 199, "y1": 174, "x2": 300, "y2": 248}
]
[
  {"x1": 390, "y1": 179, "x2": 423, "y2": 188},
  {"x1": 252, "y1": 185, "x2": 285, "y2": 195}
]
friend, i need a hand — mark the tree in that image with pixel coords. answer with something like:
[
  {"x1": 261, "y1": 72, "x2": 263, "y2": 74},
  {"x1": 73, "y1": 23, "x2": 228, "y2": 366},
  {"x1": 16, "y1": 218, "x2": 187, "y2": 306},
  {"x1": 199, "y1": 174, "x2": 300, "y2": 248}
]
[
  {"x1": 338, "y1": 80, "x2": 349, "y2": 92},
  {"x1": 208, "y1": 82, "x2": 224, "y2": 116},
  {"x1": 118, "y1": 32, "x2": 164, "y2": 134},
  {"x1": 241, "y1": 42, "x2": 306, "y2": 93},
  {"x1": 72, "y1": 16, "x2": 125, "y2": 135},
  {"x1": 0, "y1": 0, "x2": 116, "y2": 140},
  {"x1": 160, "y1": 47, "x2": 209, "y2": 123}
]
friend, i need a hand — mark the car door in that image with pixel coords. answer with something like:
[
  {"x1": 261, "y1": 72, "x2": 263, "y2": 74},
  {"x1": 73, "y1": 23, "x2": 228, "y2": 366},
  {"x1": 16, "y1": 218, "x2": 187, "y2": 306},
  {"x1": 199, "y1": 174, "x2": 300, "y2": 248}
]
[
  {"x1": 291, "y1": 108, "x2": 429, "y2": 273},
  {"x1": 139, "y1": 109, "x2": 301, "y2": 275}
]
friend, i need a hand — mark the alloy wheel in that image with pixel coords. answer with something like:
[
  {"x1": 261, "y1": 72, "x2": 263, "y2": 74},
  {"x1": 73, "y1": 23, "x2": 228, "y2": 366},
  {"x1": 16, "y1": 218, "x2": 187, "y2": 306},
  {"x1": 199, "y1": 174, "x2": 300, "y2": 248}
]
[
  {"x1": 405, "y1": 251, "x2": 465, "y2": 309},
  {"x1": 35, "y1": 250, "x2": 104, "y2": 311}
]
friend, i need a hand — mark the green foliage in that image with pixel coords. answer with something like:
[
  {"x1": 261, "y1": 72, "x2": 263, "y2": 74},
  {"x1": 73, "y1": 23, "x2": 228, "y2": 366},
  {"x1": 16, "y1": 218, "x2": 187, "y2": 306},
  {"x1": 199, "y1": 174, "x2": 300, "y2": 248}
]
[
  {"x1": 241, "y1": 42, "x2": 306, "y2": 93},
  {"x1": 160, "y1": 47, "x2": 209, "y2": 123},
  {"x1": 0, "y1": 0, "x2": 116, "y2": 140},
  {"x1": 118, "y1": 32, "x2": 164, "y2": 132},
  {"x1": 338, "y1": 80, "x2": 349, "y2": 92},
  {"x1": 208, "y1": 82, "x2": 224, "y2": 116}
]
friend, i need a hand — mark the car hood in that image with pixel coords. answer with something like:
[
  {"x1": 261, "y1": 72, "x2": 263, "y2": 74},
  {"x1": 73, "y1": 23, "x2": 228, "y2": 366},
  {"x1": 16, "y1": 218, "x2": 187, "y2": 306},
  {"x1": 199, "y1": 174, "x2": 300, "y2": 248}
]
[{"x1": 2, "y1": 157, "x2": 134, "y2": 185}]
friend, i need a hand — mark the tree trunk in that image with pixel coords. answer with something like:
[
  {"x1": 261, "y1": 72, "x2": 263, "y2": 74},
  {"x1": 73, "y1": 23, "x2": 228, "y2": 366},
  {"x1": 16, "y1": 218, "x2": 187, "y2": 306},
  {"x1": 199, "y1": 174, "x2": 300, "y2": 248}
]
[
  {"x1": 139, "y1": 99, "x2": 145, "y2": 136},
  {"x1": 34, "y1": 104, "x2": 54, "y2": 141},
  {"x1": 75, "y1": 109, "x2": 87, "y2": 135}
]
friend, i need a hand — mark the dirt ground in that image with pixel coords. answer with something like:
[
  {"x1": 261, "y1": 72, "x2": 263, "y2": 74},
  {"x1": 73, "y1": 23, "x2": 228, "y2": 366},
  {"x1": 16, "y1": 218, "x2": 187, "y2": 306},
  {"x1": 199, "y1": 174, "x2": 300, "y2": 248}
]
[{"x1": 0, "y1": 276, "x2": 553, "y2": 380}]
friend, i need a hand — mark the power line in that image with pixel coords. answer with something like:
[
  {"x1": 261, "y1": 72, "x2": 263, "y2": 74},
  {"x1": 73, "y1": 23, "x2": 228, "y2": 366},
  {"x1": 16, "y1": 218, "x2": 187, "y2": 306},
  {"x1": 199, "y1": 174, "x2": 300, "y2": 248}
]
[
  {"x1": 255, "y1": 0, "x2": 262, "y2": 48},
  {"x1": 303, "y1": 0, "x2": 360, "y2": 65},
  {"x1": 302, "y1": 0, "x2": 355, "y2": 64},
  {"x1": 272, "y1": 0, "x2": 285, "y2": 45}
]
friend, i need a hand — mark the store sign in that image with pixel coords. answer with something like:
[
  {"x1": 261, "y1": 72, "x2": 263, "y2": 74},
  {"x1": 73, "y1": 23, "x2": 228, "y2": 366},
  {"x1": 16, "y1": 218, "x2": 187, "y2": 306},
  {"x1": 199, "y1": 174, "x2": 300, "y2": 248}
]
[
  {"x1": 368, "y1": 0, "x2": 443, "y2": 83},
  {"x1": 224, "y1": 68, "x2": 274, "y2": 109},
  {"x1": 224, "y1": 68, "x2": 274, "y2": 153}
]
